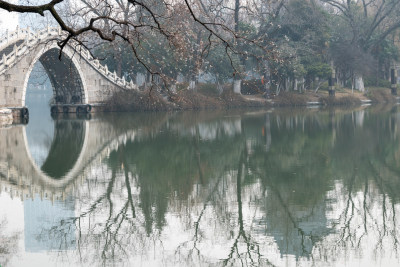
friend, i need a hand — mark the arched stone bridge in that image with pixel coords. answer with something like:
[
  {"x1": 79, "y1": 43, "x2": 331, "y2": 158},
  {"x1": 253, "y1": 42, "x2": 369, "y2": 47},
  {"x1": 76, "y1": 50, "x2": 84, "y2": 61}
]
[{"x1": 0, "y1": 26, "x2": 137, "y2": 109}]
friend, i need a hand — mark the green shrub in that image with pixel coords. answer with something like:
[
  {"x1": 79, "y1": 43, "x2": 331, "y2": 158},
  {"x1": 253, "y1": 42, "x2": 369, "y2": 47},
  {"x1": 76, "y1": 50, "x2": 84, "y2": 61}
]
[
  {"x1": 364, "y1": 77, "x2": 391, "y2": 88},
  {"x1": 176, "y1": 82, "x2": 189, "y2": 91},
  {"x1": 319, "y1": 81, "x2": 329, "y2": 91}
]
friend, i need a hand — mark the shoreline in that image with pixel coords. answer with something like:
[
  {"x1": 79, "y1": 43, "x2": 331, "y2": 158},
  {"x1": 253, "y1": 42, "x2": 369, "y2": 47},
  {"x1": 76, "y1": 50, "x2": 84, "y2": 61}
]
[{"x1": 103, "y1": 86, "x2": 399, "y2": 112}]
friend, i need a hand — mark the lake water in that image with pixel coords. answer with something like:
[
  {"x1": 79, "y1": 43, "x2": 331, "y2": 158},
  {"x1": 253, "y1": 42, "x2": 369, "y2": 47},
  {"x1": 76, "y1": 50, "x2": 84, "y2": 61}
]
[{"x1": 1, "y1": 105, "x2": 400, "y2": 267}]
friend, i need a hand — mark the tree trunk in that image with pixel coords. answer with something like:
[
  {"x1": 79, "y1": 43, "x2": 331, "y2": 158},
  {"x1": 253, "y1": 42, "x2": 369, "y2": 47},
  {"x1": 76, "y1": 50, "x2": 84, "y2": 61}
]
[
  {"x1": 263, "y1": 70, "x2": 271, "y2": 98},
  {"x1": 145, "y1": 72, "x2": 152, "y2": 89},
  {"x1": 189, "y1": 80, "x2": 196, "y2": 90},
  {"x1": 233, "y1": 79, "x2": 241, "y2": 94},
  {"x1": 355, "y1": 73, "x2": 365, "y2": 92},
  {"x1": 170, "y1": 84, "x2": 177, "y2": 93},
  {"x1": 112, "y1": 42, "x2": 122, "y2": 77},
  {"x1": 188, "y1": 31, "x2": 202, "y2": 91},
  {"x1": 232, "y1": 0, "x2": 242, "y2": 95},
  {"x1": 276, "y1": 83, "x2": 281, "y2": 96},
  {"x1": 216, "y1": 74, "x2": 223, "y2": 94},
  {"x1": 285, "y1": 78, "x2": 289, "y2": 91}
]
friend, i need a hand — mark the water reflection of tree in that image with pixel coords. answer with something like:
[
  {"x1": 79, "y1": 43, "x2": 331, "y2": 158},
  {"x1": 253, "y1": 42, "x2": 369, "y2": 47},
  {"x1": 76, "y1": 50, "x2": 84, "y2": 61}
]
[
  {"x1": 244, "y1": 108, "x2": 400, "y2": 264},
  {"x1": 311, "y1": 109, "x2": 400, "y2": 264},
  {"x1": 221, "y1": 148, "x2": 272, "y2": 266},
  {"x1": 34, "y1": 108, "x2": 400, "y2": 266},
  {"x1": 39, "y1": 117, "x2": 246, "y2": 265},
  {"x1": 0, "y1": 219, "x2": 20, "y2": 266},
  {"x1": 249, "y1": 114, "x2": 334, "y2": 260}
]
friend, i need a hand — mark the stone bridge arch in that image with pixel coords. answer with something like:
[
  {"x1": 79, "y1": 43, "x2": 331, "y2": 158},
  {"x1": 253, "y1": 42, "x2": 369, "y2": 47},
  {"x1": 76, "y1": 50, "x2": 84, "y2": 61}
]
[{"x1": 22, "y1": 43, "x2": 89, "y2": 106}]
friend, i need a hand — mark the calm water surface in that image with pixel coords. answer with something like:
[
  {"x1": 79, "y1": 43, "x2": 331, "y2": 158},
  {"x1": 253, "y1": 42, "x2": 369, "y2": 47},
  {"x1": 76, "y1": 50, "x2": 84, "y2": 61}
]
[{"x1": 1, "y1": 105, "x2": 400, "y2": 267}]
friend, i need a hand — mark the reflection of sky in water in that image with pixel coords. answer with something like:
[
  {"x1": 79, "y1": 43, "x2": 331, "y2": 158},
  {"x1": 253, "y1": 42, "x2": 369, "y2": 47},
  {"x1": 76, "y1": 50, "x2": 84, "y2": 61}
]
[
  {"x1": 21, "y1": 63, "x2": 76, "y2": 254},
  {"x1": 24, "y1": 195, "x2": 76, "y2": 252},
  {"x1": 25, "y1": 62, "x2": 54, "y2": 168}
]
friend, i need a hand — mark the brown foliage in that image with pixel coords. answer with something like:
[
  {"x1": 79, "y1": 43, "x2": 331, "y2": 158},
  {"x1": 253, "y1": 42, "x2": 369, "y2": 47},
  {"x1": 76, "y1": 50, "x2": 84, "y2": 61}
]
[
  {"x1": 171, "y1": 90, "x2": 222, "y2": 109},
  {"x1": 319, "y1": 96, "x2": 361, "y2": 106},
  {"x1": 367, "y1": 88, "x2": 397, "y2": 103},
  {"x1": 273, "y1": 92, "x2": 309, "y2": 106},
  {"x1": 105, "y1": 86, "x2": 269, "y2": 112},
  {"x1": 104, "y1": 89, "x2": 171, "y2": 112}
]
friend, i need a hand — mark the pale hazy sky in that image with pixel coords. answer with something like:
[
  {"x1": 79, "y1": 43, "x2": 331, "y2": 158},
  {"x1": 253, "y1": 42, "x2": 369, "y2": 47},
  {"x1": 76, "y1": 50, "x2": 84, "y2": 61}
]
[{"x1": 0, "y1": 5, "x2": 19, "y2": 34}]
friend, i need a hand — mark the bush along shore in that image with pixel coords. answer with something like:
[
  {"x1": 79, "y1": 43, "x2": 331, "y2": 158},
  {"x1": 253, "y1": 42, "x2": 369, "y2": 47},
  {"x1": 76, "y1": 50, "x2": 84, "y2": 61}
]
[{"x1": 103, "y1": 84, "x2": 400, "y2": 112}]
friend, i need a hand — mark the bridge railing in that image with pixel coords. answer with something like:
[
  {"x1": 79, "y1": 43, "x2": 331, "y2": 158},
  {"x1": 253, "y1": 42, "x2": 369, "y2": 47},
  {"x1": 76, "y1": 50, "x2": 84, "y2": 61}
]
[
  {"x1": 0, "y1": 26, "x2": 137, "y2": 90},
  {"x1": 0, "y1": 27, "x2": 62, "y2": 72},
  {"x1": 0, "y1": 26, "x2": 37, "y2": 51},
  {"x1": 69, "y1": 40, "x2": 136, "y2": 89},
  {"x1": 68, "y1": 40, "x2": 136, "y2": 89}
]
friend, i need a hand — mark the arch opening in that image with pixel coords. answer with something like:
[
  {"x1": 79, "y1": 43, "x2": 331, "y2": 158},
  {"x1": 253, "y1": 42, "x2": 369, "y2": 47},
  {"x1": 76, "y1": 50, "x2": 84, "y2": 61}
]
[
  {"x1": 39, "y1": 48, "x2": 85, "y2": 105},
  {"x1": 40, "y1": 119, "x2": 86, "y2": 179},
  {"x1": 24, "y1": 46, "x2": 88, "y2": 180},
  {"x1": 25, "y1": 117, "x2": 87, "y2": 180},
  {"x1": 22, "y1": 45, "x2": 88, "y2": 109}
]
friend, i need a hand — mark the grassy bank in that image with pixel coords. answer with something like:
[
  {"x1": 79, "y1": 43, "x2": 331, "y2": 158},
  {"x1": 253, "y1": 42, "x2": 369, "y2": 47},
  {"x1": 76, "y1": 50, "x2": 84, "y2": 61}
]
[
  {"x1": 104, "y1": 87, "x2": 270, "y2": 112},
  {"x1": 104, "y1": 85, "x2": 398, "y2": 112},
  {"x1": 271, "y1": 87, "x2": 397, "y2": 106},
  {"x1": 364, "y1": 87, "x2": 398, "y2": 103}
]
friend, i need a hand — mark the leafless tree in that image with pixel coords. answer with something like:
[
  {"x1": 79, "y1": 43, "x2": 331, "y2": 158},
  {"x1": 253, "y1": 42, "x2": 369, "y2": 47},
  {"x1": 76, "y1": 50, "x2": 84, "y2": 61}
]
[{"x1": 320, "y1": 0, "x2": 400, "y2": 91}]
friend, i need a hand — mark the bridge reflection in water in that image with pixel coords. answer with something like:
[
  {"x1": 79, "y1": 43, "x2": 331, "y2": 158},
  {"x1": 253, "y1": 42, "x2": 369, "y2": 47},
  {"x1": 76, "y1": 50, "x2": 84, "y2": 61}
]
[
  {"x1": 1, "y1": 107, "x2": 400, "y2": 266},
  {"x1": 25, "y1": 78, "x2": 86, "y2": 179}
]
